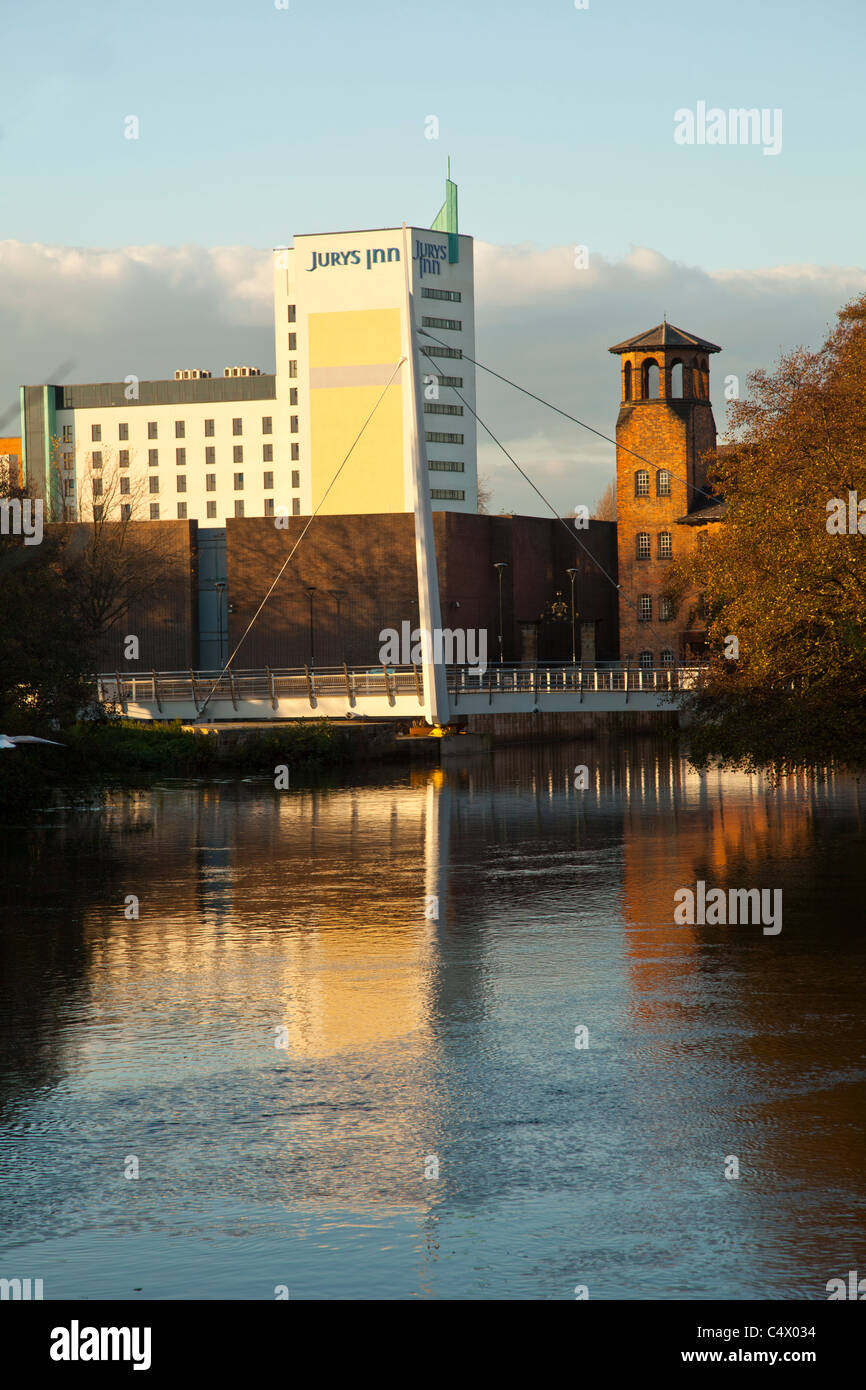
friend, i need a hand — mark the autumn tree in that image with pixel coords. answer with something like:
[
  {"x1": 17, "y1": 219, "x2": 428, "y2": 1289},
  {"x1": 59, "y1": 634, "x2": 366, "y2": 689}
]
[
  {"x1": 592, "y1": 480, "x2": 617, "y2": 521},
  {"x1": 668, "y1": 293, "x2": 866, "y2": 773}
]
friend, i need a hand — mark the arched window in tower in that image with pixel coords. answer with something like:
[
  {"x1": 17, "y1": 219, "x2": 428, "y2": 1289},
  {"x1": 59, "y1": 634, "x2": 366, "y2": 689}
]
[
  {"x1": 623, "y1": 361, "x2": 633, "y2": 400},
  {"x1": 670, "y1": 360, "x2": 684, "y2": 398},
  {"x1": 657, "y1": 531, "x2": 672, "y2": 559},
  {"x1": 694, "y1": 357, "x2": 709, "y2": 399},
  {"x1": 634, "y1": 469, "x2": 649, "y2": 497},
  {"x1": 642, "y1": 359, "x2": 660, "y2": 398},
  {"x1": 656, "y1": 469, "x2": 671, "y2": 497}
]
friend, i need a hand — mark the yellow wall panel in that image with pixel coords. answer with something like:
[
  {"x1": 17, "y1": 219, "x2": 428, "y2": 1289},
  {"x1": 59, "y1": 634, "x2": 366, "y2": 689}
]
[
  {"x1": 310, "y1": 384, "x2": 405, "y2": 514},
  {"x1": 309, "y1": 309, "x2": 402, "y2": 369}
]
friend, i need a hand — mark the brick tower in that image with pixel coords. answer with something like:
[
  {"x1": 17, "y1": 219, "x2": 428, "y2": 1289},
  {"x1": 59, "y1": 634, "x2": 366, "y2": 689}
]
[{"x1": 609, "y1": 321, "x2": 721, "y2": 667}]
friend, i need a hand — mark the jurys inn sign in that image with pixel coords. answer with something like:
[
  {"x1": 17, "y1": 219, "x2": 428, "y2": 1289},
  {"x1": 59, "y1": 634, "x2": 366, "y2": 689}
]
[{"x1": 303, "y1": 238, "x2": 449, "y2": 278}]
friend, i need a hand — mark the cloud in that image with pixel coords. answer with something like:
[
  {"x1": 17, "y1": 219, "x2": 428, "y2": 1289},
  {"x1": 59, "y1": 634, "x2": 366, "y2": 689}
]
[{"x1": 1, "y1": 238, "x2": 863, "y2": 516}]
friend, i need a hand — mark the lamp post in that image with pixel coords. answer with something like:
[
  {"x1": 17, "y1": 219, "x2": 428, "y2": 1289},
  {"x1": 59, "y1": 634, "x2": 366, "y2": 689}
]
[
  {"x1": 305, "y1": 586, "x2": 316, "y2": 668},
  {"x1": 213, "y1": 581, "x2": 226, "y2": 666},
  {"x1": 566, "y1": 567, "x2": 579, "y2": 666},
  {"x1": 494, "y1": 561, "x2": 508, "y2": 666},
  {"x1": 329, "y1": 589, "x2": 346, "y2": 665}
]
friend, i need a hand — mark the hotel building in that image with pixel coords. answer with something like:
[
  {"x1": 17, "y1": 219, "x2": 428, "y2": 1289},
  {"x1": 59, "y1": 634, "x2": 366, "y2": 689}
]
[{"x1": 19, "y1": 178, "x2": 477, "y2": 527}]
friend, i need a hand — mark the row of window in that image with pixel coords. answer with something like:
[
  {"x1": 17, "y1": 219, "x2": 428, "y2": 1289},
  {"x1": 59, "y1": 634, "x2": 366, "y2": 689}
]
[
  {"x1": 421, "y1": 287, "x2": 461, "y2": 302},
  {"x1": 431, "y1": 488, "x2": 465, "y2": 500},
  {"x1": 80, "y1": 417, "x2": 274, "y2": 444},
  {"x1": 90, "y1": 469, "x2": 301, "y2": 496},
  {"x1": 421, "y1": 316, "x2": 461, "y2": 332},
  {"x1": 638, "y1": 650, "x2": 676, "y2": 668},
  {"x1": 429, "y1": 460, "x2": 464, "y2": 472},
  {"x1": 426, "y1": 431, "x2": 463, "y2": 445},
  {"x1": 88, "y1": 445, "x2": 278, "y2": 468},
  {"x1": 422, "y1": 345, "x2": 462, "y2": 360},
  {"x1": 89, "y1": 499, "x2": 304, "y2": 522},
  {"x1": 424, "y1": 403, "x2": 463, "y2": 416},
  {"x1": 634, "y1": 469, "x2": 671, "y2": 497},
  {"x1": 636, "y1": 532, "x2": 673, "y2": 559},
  {"x1": 637, "y1": 595, "x2": 675, "y2": 622}
]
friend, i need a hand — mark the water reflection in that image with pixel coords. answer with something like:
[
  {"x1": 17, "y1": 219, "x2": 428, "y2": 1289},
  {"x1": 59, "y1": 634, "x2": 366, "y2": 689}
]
[{"x1": 0, "y1": 742, "x2": 864, "y2": 1299}]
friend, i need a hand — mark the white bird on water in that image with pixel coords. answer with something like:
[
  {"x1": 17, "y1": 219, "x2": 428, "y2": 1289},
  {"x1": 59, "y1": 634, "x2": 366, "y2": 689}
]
[{"x1": 0, "y1": 735, "x2": 64, "y2": 749}]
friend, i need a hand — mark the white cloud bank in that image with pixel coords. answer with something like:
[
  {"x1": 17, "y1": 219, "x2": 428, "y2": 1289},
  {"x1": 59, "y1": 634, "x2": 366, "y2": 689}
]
[{"x1": 1, "y1": 239, "x2": 863, "y2": 514}]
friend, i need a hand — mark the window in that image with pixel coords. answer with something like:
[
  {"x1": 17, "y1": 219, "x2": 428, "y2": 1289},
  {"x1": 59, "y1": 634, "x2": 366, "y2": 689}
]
[
  {"x1": 670, "y1": 361, "x2": 684, "y2": 398},
  {"x1": 148, "y1": 421, "x2": 158, "y2": 439},
  {"x1": 93, "y1": 504, "x2": 104, "y2": 521},
  {"x1": 426, "y1": 431, "x2": 464, "y2": 444},
  {"x1": 264, "y1": 498, "x2": 275, "y2": 517},
  {"x1": 658, "y1": 532, "x2": 672, "y2": 559},
  {"x1": 292, "y1": 498, "x2": 300, "y2": 516},
  {"x1": 205, "y1": 446, "x2": 215, "y2": 465},
  {"x1": 177, "y1": 475, "x2": 187, "y2": 493},
  {"x1": 206, "y1": 501, "x2": 217, "y2": 519},
  {"x1": 91, "y1": 423, "x2": 102, "y2": 442},
  {"x1": 62, "y1": 425, "x2": 73, "y2": 443},
  {"x1": 657, "y1": 470, "x2": 671, "y2": 497},
  {"x1": 642, "y1": 359, "x2": 659, "y2": 398},
  {"x1": 232, "y1": 418, "x2": 242, "y2": 435},
  {"x1": 430, "y1": 488, "x2": 466, "y2": 501},
  {"x1": 91, "y1": 451, "x2": 103, "y2": 470},
  {"x1": 149, "y1": 476, "x2": 160, "y2": 493},
  {"x1": 204, "y1": 419, "x2": 215, "y2": 437},
  {"x1": 234, "y1": 500, "x2": 244, "y2": 518},
  {"x1": 422, "y1": 316, "x2": 461, "y2": 331},
  {"x1": 118, "y1": 422, "x2": 129, "y2": 441},
  {"x1": 177, "y1": 502, "x2": 187, "y2": 519},
  {"x1": 206, "y1": 474, "x2": 216, "y2": 492},
  {"x1": 289, "y1": 388, "x2": 298, "y2": 405},
  {"x1": 119, "y1": 450, "x2": 130, "y2": 468},
  {"x1": 429, "y1": 459, "x2": 465, "y2": 472},
  {"x1": 437, "y1": 376, "x2": 463, "y2": 388},
  {"x1": 659, "y1": 596, "x2": 674, "y2": 621},
  {"x1": 233, "y1": 445, "x2": 243, "y2": 463},
  {"x1": 661, "y1": 649, "x2": 676, "y2": 667},
  {"x1": 288, "y1": 361, "x2": 298, "y2": 378},
  {"x1": 63, "y1": 478, "x2": 74, "y2": 497},
  {"x1": 288, "y1": 333, "x2": 297, "y2": 350},
  {"x1": 635, "y1": 470, "x2": 649, "y2": 497},
  {"x1": 148, "y1": 449, "x2": 158, "y2": 467},
  {"x1": 639, "y1": 650, "x2": 654, "y2": 670},
  {"x1": 638, "y1": 595, "x2": 652, "y2": 622},
  {"x1": 422, "y1": 287, "x2": 461, "y2": 301},
  {"x1": 263, "y1": 443, "x2": 273, "y2": 462},
  {"x1": 291, "y1": 469, "x2": 300, "y2": 489},
  {"x1": 287, "y1": 304, "x2": 296, "y2": 323},
  {"x1": 291, "y1": 444, "x2": 299, "y2": 461},
  {"x1": 263, "y1": 471, "x2": 274, "y2": 490},
  {"x1": 176, "y1": 447, "x2": 186, "y2": 466},
  {"x1": 262, "y1": 416, "x2": 272, "y2": 434},
  {"x1": 623, "y1": 361, "x2": 632, "y2": 400},
  {"x1": 149, "y1": 503, "x2": 160, "y2": 520},
  {"x1": 424, "y1": 403, "x2": 463, "y2": 416},
  {"x1": 92, "y1": 477, "x2": 103, "y2": 497},
  {"x1": 636, "y1": 532, "x2": 651, "y2": 559},
  {"x1": 120, "y1": 504, "x2": 131, "y2": 521},
  {"x1": 422, "y1": 345, "x2": 462, "y2": 360},
  {"x1": 120, "y1": 476, "x2": 131, "y2": 495},
  {"x1": 234, "y1": 472, "x2": 244, "y2": 490},
  {"x1": 175, "y1": 420, "x2": 185, "y2": 438},
  {"x1": 290, "y1": 416, "x2": 298, "y2": 433}
]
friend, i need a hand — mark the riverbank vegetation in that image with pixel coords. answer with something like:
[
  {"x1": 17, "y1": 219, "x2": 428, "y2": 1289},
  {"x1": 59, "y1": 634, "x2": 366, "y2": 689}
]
[{"x1": 669, "y1": 293, "x2": 866, "y2": 775}]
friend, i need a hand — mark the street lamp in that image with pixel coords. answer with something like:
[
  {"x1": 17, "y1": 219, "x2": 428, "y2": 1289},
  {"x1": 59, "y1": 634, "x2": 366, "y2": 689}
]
[
  {"x1": 305, "y1": 586, "x2": 316, "y2": 668},
  {"x1": 494, "y1": 561, "x2": 508, "y2": 665},
  {"x1": 214, "y1": 581, "x2": 226, "y2": 666},
  {"x1": 566, "y1": 567, "x2": 579, "y2": 666},
  {"x1": 329, "y1": 589, "x2": 347, "y2": 664}
]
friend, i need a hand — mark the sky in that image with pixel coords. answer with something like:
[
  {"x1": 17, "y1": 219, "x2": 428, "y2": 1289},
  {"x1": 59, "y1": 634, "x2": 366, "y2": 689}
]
[{"x1": 2, "y1": 0, "x2": 864, "y2": 513}]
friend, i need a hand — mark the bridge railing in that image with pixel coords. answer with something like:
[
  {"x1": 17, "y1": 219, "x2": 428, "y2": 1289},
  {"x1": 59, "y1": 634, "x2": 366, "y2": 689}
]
[{"x1": 96, "y1": 663, "x2": 701, "y2": 712}]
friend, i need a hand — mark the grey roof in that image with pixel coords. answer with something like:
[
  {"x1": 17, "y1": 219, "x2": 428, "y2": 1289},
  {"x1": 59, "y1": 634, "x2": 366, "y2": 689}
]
[
  {"x1": 609, "y1": 322, "x2": 722, "y2": 355},
  {"x1": 676, "y1": 499, "x2": 728, "y2": 525}
]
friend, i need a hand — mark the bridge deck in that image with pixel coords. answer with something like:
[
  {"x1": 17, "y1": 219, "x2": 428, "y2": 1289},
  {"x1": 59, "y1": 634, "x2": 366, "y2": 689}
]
[{"x1": 96, "y1": 665, "x2": 696, "y2": 721}]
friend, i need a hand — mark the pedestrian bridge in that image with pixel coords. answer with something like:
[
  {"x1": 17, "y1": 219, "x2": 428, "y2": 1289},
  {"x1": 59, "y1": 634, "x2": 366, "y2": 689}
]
[{"x1": 96, "y1": 665, "x2": 697, "y2": 723}]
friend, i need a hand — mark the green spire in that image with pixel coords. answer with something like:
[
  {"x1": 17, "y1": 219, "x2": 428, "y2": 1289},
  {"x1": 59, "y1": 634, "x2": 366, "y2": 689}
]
[{"x1": 432, "y1": 160, "x2": 459, "y2": 263}]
